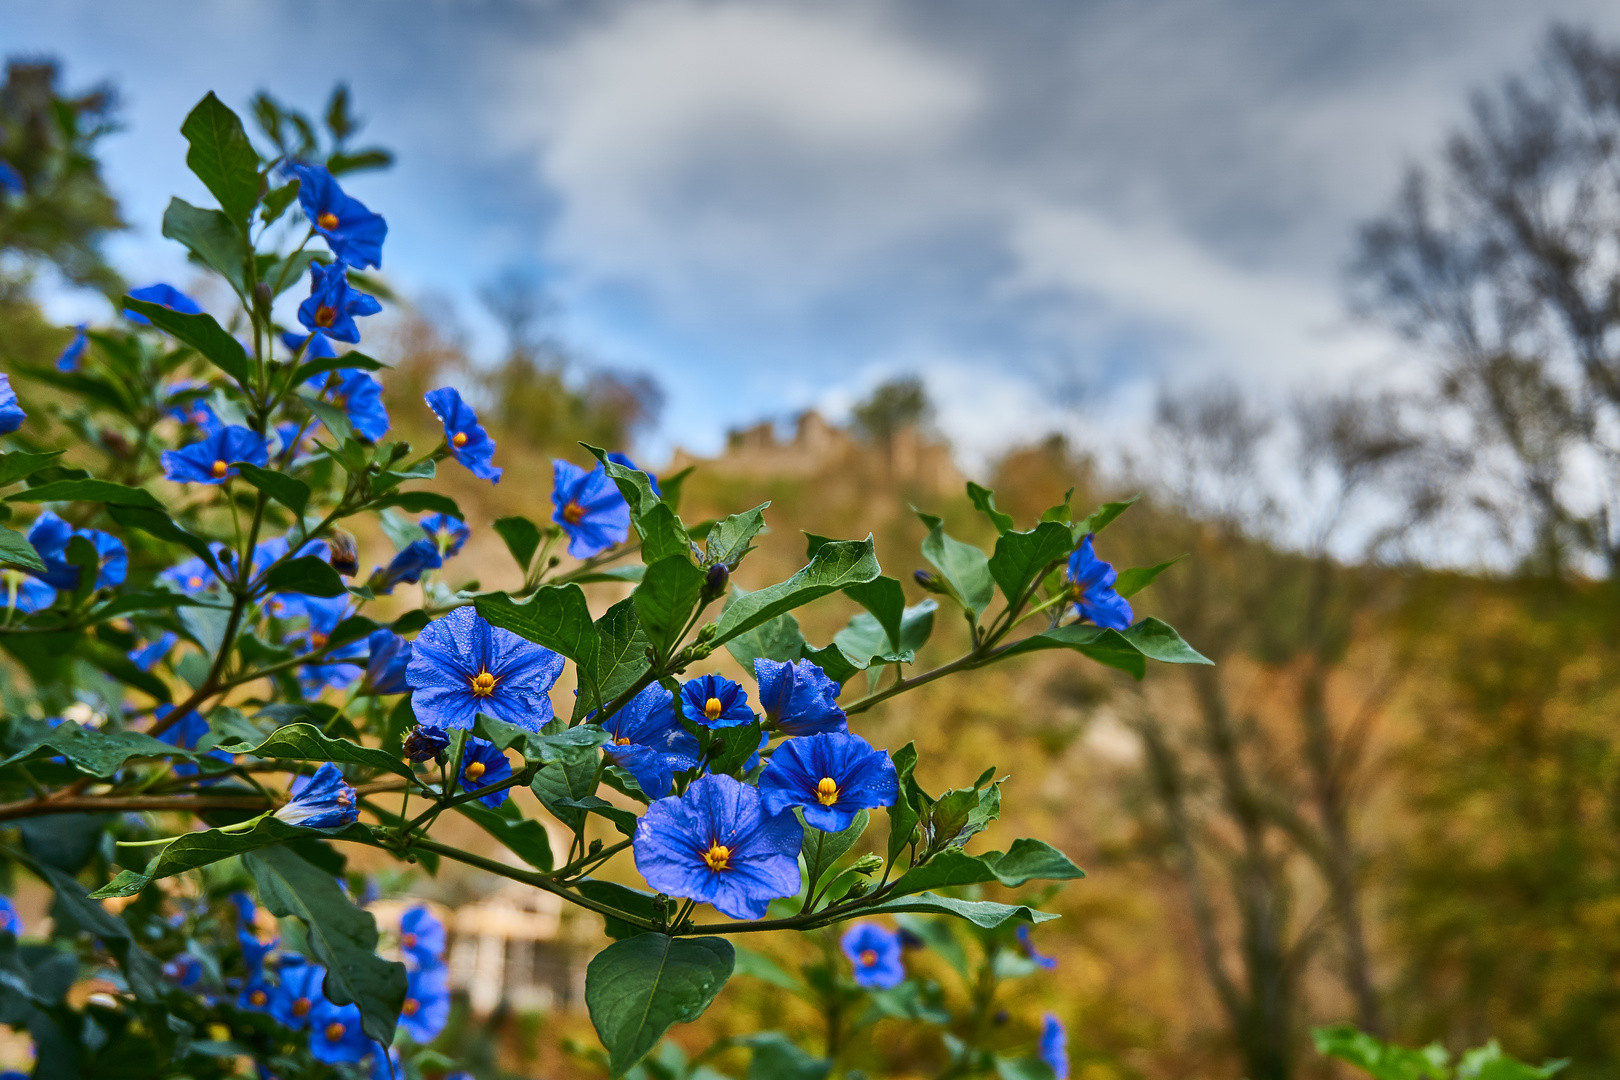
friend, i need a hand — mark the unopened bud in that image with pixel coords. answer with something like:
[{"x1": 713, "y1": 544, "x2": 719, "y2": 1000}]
[
  {"x1": 849, "y1": 854, "x2": 884, "y2": 875},
  {"x1": 328, "y1": 528, "x2": 359, "y2": 577},
  {"x1": 254, "y1": 282, "x2": 273, "y2": 314},
  {"x1": 588, "y1": 839, "x2": 603, "y2": 856},
  {"x1": 402, "y1": 725, "x2": 449, "y2": 763},
  {"x1": 913, "y1": 569, "x2": 946, "y2": 593},
  {"x1": 388, "y1": 442, "x2": 411, "y2": 464},
  {"x1": 703, "y1": 563, "x2": 729, "y2": 598},
  {"x1": 844, "y1": 879, "x2": 871, "y2": 898},
  {"x1": 696, "y1": 623, "x2": 718, "y2": 643}
]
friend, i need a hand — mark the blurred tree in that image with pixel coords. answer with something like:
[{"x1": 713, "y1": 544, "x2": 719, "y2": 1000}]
[
  {"x1": 851, "y1": 375, "x2": 934, "y2": 443},
  {"x1": 0, "y1": 59, "x2": 123, "y2": 295},
  {"x1": 1354, "y1": 25, "x2": 1620, "y2": 576}
]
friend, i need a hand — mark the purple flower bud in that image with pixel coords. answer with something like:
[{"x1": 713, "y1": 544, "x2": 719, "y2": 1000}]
[
  {"x1": 327, "y1": 528, "x2": 359, "y2": 577},
  {"x1": 403, "y1": 725, "x2": 450, "y2": 763},
  {"x1": 704, "y1": 562, "x2": 729, "y2": 597}
]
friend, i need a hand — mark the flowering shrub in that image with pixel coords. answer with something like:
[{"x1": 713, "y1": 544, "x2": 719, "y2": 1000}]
[{"x1": 0, "y1": 90, "x2": 1209, "y2": 1078}]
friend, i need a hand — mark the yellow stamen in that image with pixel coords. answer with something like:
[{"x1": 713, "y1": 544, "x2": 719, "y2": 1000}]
[
  {"x1": 469, "y1": 669, "x2": 498, "y2": 697},
  {"x1": 451, "y1": 431, "x2": 468, "y2": 448},
  {"x1": 314, "y1": 305, "x2": 337, "y2": 328},
  {"x1": 816, "y1": 777, "x2": 839, "y2": 806},
  {"x1": 703, "y1": 842, "x2": 731, "y2": 871},
  {"x1": 703, "y1": 697, "x2": 723, "y2": 720},
  {"x1": 401, "y1": 932, "x2": 416, "y2": 948},
  {"x1": 210, "y1": 459, "x2": 228, "y2": 478},
  {"x1": 293, "y1": 997, "x2": 312, "y2": 1018},
  {"x1": 465, "y1": 761, "x2": 486, "y2": 781},
  {"x1": 332, "y1": 394, "x2": 346, "y2": 408},
  {"x1": 614, "y1": 736, "x2": 632, "y2": 745},
  {"x1": 562, "y1": 499, "x2": 585, "y2": 525},
  {"x1": 309, "y1": 632, "x2": 329, "y2": 648},
  {"x1": 187, "y1": 575, "x2": 204, "y2": 590},
  {"x1": 325, "y1": 1021, "x2": 346, "y2": 1042},
  {"x1": 317, "y1": 211, "x2": 339, "y2": 230},
  {"x1": 403, "y1": 998, "x2": 420, "y2": 1016},
  {"x1": 860, "y1": 949, "x2": 878, "y2": 966},
  {"x1": 249, "y1": 989, "x2": 268, "y2": 1007}
]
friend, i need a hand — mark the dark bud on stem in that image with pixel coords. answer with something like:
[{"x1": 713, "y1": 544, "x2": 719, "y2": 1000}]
[
  {"x1": 387, "y1": 442, "x2": 411, "y2": 465},
  {"x1": 253, "y1": 282, "x2": 273, "y2": 316},
  {"x1": 328, "y1": 528, "x2": 359, "y2": 577},
  {"x1": 913, "y1": 569, "x2": 945, "y2": 593},
  {"x1": 897, "y1": 928, "x2": 926, "y2": 950},
  {"x1": 403, "y1": 725, "x2": 450, "y2": 763},
  {"x1": 844, "y1": 879, "x2": 871, "y2": 898},
  {"x1": 588, "y1": 839, "x2": 603, "y2": 856},
  {"x1": 703, "y1": 563, "x2": 729, "y2": 599}
]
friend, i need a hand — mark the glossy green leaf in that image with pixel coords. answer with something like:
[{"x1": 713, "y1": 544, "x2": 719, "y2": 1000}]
[
  {"x1": 90, "y1": 819, "x2": 374, "y2": 898},
  {"x1": 635, "y1": 555, "x2": 708, "y2": 656},
  {"x1": 639, "y1": 503, "x2": 693, "y2": 565},
  {"x1": 6, "y1": 478, "x2": 162, "y2": 509},
  {"x1": 181, "y1": 91, "x2": 262, "y2": 225},
  {"x1": 34, "y1": 859, "x2": 164, "y2": 1002},
  {"x1": 1115, "y1": 556, "x2": 1186, "y2": 598},
  {"x1": 861, "y1": 892, "x2": 1059, "y2": 927},
  {"x1": 493, "y1": 515, "x2": 542, "y2": 572},
  {"x1": 887, "y1": 743, "x2": 923, "y2": 868},
  {"x1": 705, "y1": 503, "x2": 769, "y2": 568},
  {"x1": 885, "y1": 839, "x2": 1085, "y2": 899},
  {"x1": 161, "y1": 197, "x2": 250, "y2": 297},
  {"x1": 801, "y1": 808, "x2": 868, "y2": 899},
  {"x1": 723, "y1": 588, "x2": 805, "y2": 675},
  {"x1": 107, "y1": 504, "x2": 222, "y2": 571},
  {"x1": 1310, "y1": 1024, "x2": 1451, "y2": 1080},
  {"x1": 0, "y1": 525, "x2": 43, "y2": 573},
  {"x1": 456, "y1": 800, "x2": 554, "y2": 870},
  {"x1": 916, "y1": 512, "x2": 994, "y2": 619},
  {"x1": 845, "y1": 575, "x2": 905, "y2": 650},
  {"x1": 260, "y1": 178, "x2": 300, "y2": 225},
  {"x1": 966, "y1": 481, "x2": 1016, "y2": 534},
  {"x1": 301, "y1": 393, "x2": 352, "y2": 443},
  {"x1": 0, "y1": 719, "x2": 196, "y2": 777},
  {"x1": 235, "y1": 462, "x2": 310, "y2": 516},
  {"x1": 263, "y1": 556, "x2": 346, "y2": 597},
  {"x1": 1073, "y1": 494, "x2": 1140, "y2": 540},
  {"x1": 576, "y1": 597, "x2": 652, "y2": 721},
  {"x1": 476, "y1": 586, "x2": 600, "y2": 681},
  {"x1": 711, "y1": 538, "x2": 880, "y2": 647},
  {"x1": 587, "y1": 444, "x2": 662, "y2": 524},
  {"x1": 245, "y1": 845, "x2": 408, "y2": 1047},
  {"x1": 0, "y1": 450, "x2": 64, "y2": 488},
  {"x1": 292, "y1": 349, "x2": 387, "y2": 387},
  {"x1": 801, "y1": 642, "x2": 862, "y2": 687},
  {"x1": 709, "y1": 721, "x2": 765, "y2": 777},
  {"x1": 553, "y1": 795, "x2": 640, "y2": 837},
  {"x1": 743, "y1": 1033, "x2": 831, "y2": 1080},
  {"x1": 122, "y1": 297, "x2": 251, "y2": 386},
  {"x1": 215, "y1": 723, "x2": 411, "y2": 778},
  {"x1": 575, "y1": 878, "x2": 660, "y2": 940},
  {"x1": 585, "y1": 933, "x2": 735, "y2": 1076},
  {"x1": 988, "y1": 521, "x2": 1073, "y2": 608},
  {"x1": 373, "y1": 490, "x2": 462, "y2": 519}
]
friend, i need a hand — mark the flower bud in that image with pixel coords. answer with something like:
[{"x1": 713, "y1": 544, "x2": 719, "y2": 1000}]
[
  {"x1": 913, "y1": 569, "x2": 946, "y2": 593},
  {"x1": 327, "y1": 528, "x2": 359, "y2": 577},
  {"x1": 254, "y1": 282, "x2": 273, "y2": 314},
  {"x1": 703, "y1": 562, "x2": 729, "y2": 598},
  {"x1": 844, "y1": 879, "x2": 871, "y2": 898},
  {"x1": 402, "y1": 725, "x2": 449, "y2": 763},
  {"x1": 849, "y1": 853, "x2": 884, "y2": 876}
]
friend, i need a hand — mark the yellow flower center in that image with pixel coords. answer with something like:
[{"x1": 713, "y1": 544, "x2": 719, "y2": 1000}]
[
  {"x1": 314, "y1": 305, "x2": 337, "y2": 328},
  {"x1": 469, "y1": 669, "x2": 498, "y2": 697},
  {"x1": 703, "y1": 842, "x2": 732, "y2": 871},
  {"x1": 451, "y1": 431, "x2": 469, "y2": 448},
  {"x1": 614, "y1": 736, "x2": 632, "y2": 745},
  {"x1": 317, "y1": 211, "x2": 339, "y2": 230},
  {"x1": 562, "y1": 499, "x2": 585, "y2": 525},
  {"x1": 703, "y1": 697, "x2": 723, "y2": 720},
  {"x1": 187, "y1": 575, "x2": 204, "y2": 589},
  {"x1": 250, "y1": 989, "x2": 268, "y2": 1007},
  {"x1": 309, "y1": 632, "x2": 329, "y2": 648},
  {"x1": 325, "y1": 1021, "x2": 346, "y2": 1042},
  {"x1": 403, "y1": 998, "x2": 420, "y2": 1016},
  {"x1": 332, "y1": 393, "x2": 346, "y2": 408},
  {"x1": 210, "y1": 459, "x2": 228, "y2": 478},
  {"x1": 401, "y1": 932, "x2": 416, "y2": 948},
  {"x1": 293, "y1": 997, "x2": 312, "y2": 1017},
  {"x1": 816, "y1": 777, "x2": 839, "y2": 806},
  {"x1": 860, "y1": 949, "x2": 878, "y2": 966},
  {"x1": 465, "y1": 761, "x2": 486, "y2": 781}
]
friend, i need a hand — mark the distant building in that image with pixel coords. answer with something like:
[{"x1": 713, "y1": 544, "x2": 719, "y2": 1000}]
[{"x1": 671, "y1": 410, "x2": 958, "y2": 492}]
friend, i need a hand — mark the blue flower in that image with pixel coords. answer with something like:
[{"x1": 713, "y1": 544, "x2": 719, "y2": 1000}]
[
  {"x1": 1, "y1": 571, "x2": 54, "y2": 612},
  {"x1": 309, "y1": 998, "x2": 374, "y2": 1063},
  {"x1": 550, "y1": 459, "x2": 629, "y2": 558},
  {"x1": 55, "y1": 324, "x2": 88, "y2": 372},
  {"x1": 755, "y1": 658, "x2": 847, "y2": 737},
  {"x1": 405, "y1": 606, "x2": 565, "y2": 732},
  {"x1": 161, "y1": 424, "x2": 269, "y2": 485},
  {"x1": 1039, "y1": 1015, "x2": 1068, "y2": 1080},
  {"x1": 161, "y1": 546, "x2": 229, "y2": 595},
  {"x1": 0, "y1": 159, "x2": 23, "y2": 195},
  {"x1": 129, "y1": 631, "x2": 177, "y2": 671},
  {"x1": 164, "y1": 382, "x2": 221, "y2": 431},
  {"x1": 459, "y1": 737, "x2": 513, "y2": 809},
  {"x1": 78, "y1": 526, "x2": 128, "y2": 589},
  {"x1": 275, "y1": 763, "x2": 359, "y2": 829},
  {"x1": 282, "y1": 330, "x2": 338, "y2": 359},
  {"x1": 292, "y1": 593, "x2": 365, "y2": 692},
  {"x1": 399, "y1": 962, "x2": 450, "y2": 1043},
  {"x1": 26, "y1": 512, "x2": 84, "y2": 590},
  {"x1": 163, "y1": 953, "x2": 204, "y2": 988},
  {"x1": 0, "y1": 374, "x2": 24, "y2": 434},
  {"x1": 369, "y1": 1047, "x2": 403, "y2": 1080},
  {"x1": 421, "y1": 513, "x2": 469, "y2": 556},
  {"x1": 370, "y1": 538, "x2": 441, "y2": 594},
  {"x1": 403, "y1": 725, "x2": 449, "y2": 764},
  {"x1": 0, "y1": 896, "x2": 22, "y2": 936},
  {"x1": 599, "y1": 683, "x2": 700, "y2": 799},
  {"x1": 425, "y1": 387, "x2": 501, "y2": 482},
  {"x1": 298, "y1": 262, "x2": 381, "y2": 344},
  {"x1": 679, "y1": 674, "x2": 754, "y2": 730},
  {"x1": 399, "y1": 906, "x2": 446, "y2": 967},
  {"x1": 361, "y1": 630, "x2": 412, "y2": 694},
  {"x1": 758, "y1": 732, "x2": 898, "y2": 832},
  {"x1": 1066, "y1": 535, "x2": 1132, "y2": 631},
  {"x1": 310, "y1": 368, "x2": 389, "y2": 442},
  {"x1": 632, "y1": 773, "x2": 802, "y2": 920},
  {"x1": 607, "y1": 452, "x2": 660, "y2": 495},
  {"x1": 288, "y1": 164, "x2": 388, "y2": 270},
  {"x1": 124, "y1": 283, "x2": 202, "y2": 324},
  {"x1": 269, "y1": 961, "x2": 325, "y2": 1029},
  {"x1": 1018, "y1": 925, "x2": 1057, "y2": 969},
  {"x1": 841, "y1": 923, "x2": 905, "y2": 989}
]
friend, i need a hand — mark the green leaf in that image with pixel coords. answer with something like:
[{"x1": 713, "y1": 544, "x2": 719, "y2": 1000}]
[
  {"x1": 0, "y1": 719, "x2": 195, "y2": 777},
  {"x1": 861, "y1": 892, "x2": 1059, "y2": 928},
  {"x1": 235, "y1": 462, "x2": 310, "y2": 517},
  {"x1": 585, "y1": 933, "x2": 735, "y2": 1077},
  {"x1": 988, "y1": 521, "x2": 1073, "y2": 608},
  {"x1": 493, "y1": 516, "x2": 542, "y2": 572},
  {"x1": 923, "y1": 777, "x2": 1002, "y2": 855},
  {"x1": 803, "y1": 532, "x2": 834, "y2": 561},
  {"x1": 995, "y1": 1057, "x2": 1058, "y2": 1080},
  {"x1": 215, "y1": 723, "x2": 411, "y2": 779},
  {"x1": 845, "y1": 576, "x2": 904, "y2": 650},
  {"x1": 91, "y1": 590, "x2": 201, "y2": 621},
  {"x1": 260, "y1": 178, "x2": 300, "y2": 224},
  {"x1": 292, "y1": 349, "x2": 387, "y2": 387},
  {"x1": 568, "y1": 564, "x2": 647, "y2": 585},
  {"x1": 576, "y1": 597, "x2": 652, "y2": 721},
  {"x1": 709, "y1": 721, "x2": 765, "y2": 777},
  {"x1": 264, "y1": 249, "x2": 326, "y2": 298},
  {"x1": 373, "y1": 490, "x2": 462, "y2": 519},
  {"x1": 711, "y1": 538, "x2": 880, "y2": 647},
  {"x1": 81, "y1": 639, "x2": 172, "y2": 703},
  {"x1": 32, "y1": 859, "x2": 164, "y2": 1002},
  {"x1": 916, "y1": 512, "x2": 994, "y2": 619},
  {"x1": 732, "y1": 948, "x2": 804, "y2": 992},
  {"x1": 476, "y1": 586, "x2": 600, "y2": 680},
  {"x1": 553, "y1": 795, "x2": 640, "y2": 837},
  {"x1": 966, "y1": 482, "x2": 1016, "y2": 534},
  {"x1": 723, "y1": 588, "x2": 805, "y2": 675},
  {"x1": 587, "y1": 445, "x2": 663, "y2": 523},
  {"x1": 161, "y1": 197, "x2": 250, "y2": 297},
  {"x1": 743, "y1": 1033, "x2": 831, "y2": 1080},
  {"x1": 885, "y1": 839, "x2": 1085, "y2": 899},
  {"x1": 704, "y1": 503, "x2": 769, "y2": 568},
  {"x1": 635, "y1": 555, "x2": 708, "y2": 656},
  {"x1": 1073, "y1": 494, "x2": 1140, "y2": 540},
  {"x1": 659, "y1": 465, "x2": 695, "y2": 513},
  {"x1": 801, "y1": 808, "x2": 868, "y2": 899},
  {"x1": 245, "y1": 846, "x2": 408, "y2": 1047},
  {"x1": 887, "y1": 743, "x2": 922, "y2": 868},
  {"x1": 639, "y1": 504, "x2": 693, "y2": 565},
  {"x1": 1123, "y1": 618, "x2": 1210, "y2": 665},
  {"x1": 122, "y1": 298, "x2": 251, "y2": 386},
  {"x1": 301, "y1": 393, "x2": 352, "y2": 443},
  {"x1": 1310, "y1": 1024, "x2": 1451, "y2": 1080},
  {"x1": 834, "y1": 613, "x2": 912, "y2": 670},
  {"x1": 6, "y1": 478, "x2": 162, "y2": 509},
  {"x1": 106, "y1": 504, "x2": 222, "y2": 572},
  {"x1": 263, "y1": 556, "x2": 346, "y2": 597},
  {"x1": 455, "y1": 800, "x2": 554, "y2": 871},
  {"x1": 181, "y1": 91, "x2": 262, "y2": 225},
  {"x1": 90, "y1": 819, "x2": 373, "y2": 898},
  {"x1": 1115, "y1": 556, "x2": 1186, "y2": 598},
  {"x1": 0, "y1": 450, "x2": 64, "y2": 488},
  {"x1": 0, "y1": 525, "x2": 43, "y2": 573},
  {"x1": 802, "y1": 642, "x2": 862, "y2": 687},
  {"x1": 575, "y1": 878, "x2": 660, "y2": 940}
]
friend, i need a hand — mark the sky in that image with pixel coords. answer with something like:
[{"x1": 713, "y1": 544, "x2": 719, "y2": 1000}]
[{"x1": 8, "y1": 0, "x2": 1620, "y2": 468}]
